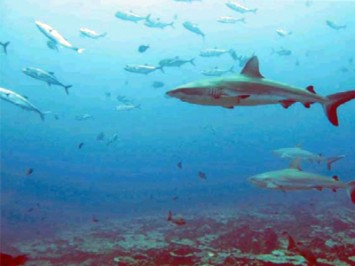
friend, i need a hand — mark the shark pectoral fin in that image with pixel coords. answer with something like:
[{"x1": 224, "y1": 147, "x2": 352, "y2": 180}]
[
  {"x1": 238, "y1": 95, "x2": 250, "y2": 99},
  {"x1": 303, "y1": 102, "x2": 314, "y2": 108},
  {"x1": 306, "y1": 85, "x2": 317, "y2": 94},
  {"x1": 240, "y1": 56, "x2": 264, "y2": 78},
  {"x1": 289, "y1": 158, "x2": 302, "y2": 171},
  {"x1": 280, "y1": 99, "x2": 296, "y2": 109}
]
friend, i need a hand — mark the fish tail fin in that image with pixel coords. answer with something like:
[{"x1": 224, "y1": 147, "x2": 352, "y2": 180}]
[
  {"x1": 159, "y1": 66, "x2": 165, "y2": 73},
  {"x1": 241, "y1": 17, "x2": 246, "y2": 23},
  {"x1": 146, "y1": 14, "x2": 151, "y2": 20},
  {"x1": 252, "y1": 8, "x2": 258, "y2": 13},
  {"x1": 100, "y1": 32, "x2": 108, "y2": 38},
  {"x1": 1, "y1": 41, "x2": 10, "y2": 54},
  {"x1": 167, "y1": 211, "x2": 172, "y2": 221},
  {"x1": 324, "y1": 90, "x2": 355, "y2": 126},
  {"x1": 190, "y1": 58, "x2": 196, "y2": 66},
  {"x1": 170, "y1": 22, "x2": 175, "y2": 28},
  {"x1": 39, "y1": 112, "x2": 45, "y2": 121},
  {"x1": 64, "y1": 85, "x2": 72, "y2": 95},
  {"x1": 346, "y1": 181, "x2": 355, "y2": 204},
  {"x1": 74, "y1": 47, "x2": 84, "y2": 54},
  {"x1": 326, "y1": 155, "x2": 345, "y2": 170}
]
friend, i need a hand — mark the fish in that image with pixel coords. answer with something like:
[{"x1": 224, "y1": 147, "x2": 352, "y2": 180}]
[
  {"x1": 166, "y1": 56, "x2": 355, "y2": 126},
  {"x1": 115, "y1": 11, "x2": 150, "y2": 23},
  {"x1": 75, "y1": 114, "x2": 94, "y2": 121},
  {"x1": 27, "y1": 207, "x2": 34, "y2": 212},
  {"x1": 116, "y1": 104, "x2": 140, "y2": 111},
  {"x1": 96, "y1": 132, "x2": 105, "y2": 141},
  {"x1": 106, "y1": 134, "x2": 119, "y2": 146},
  {"x1": 248, "y1": 159, "x2": 355, "y2": 204},
  {"x1": 217, "y1": 16, "x2": 245, "y2": 24},
  {"x1": 198, "y1": 171, "x2": 207, "y2": 180},
  {"x1": 26, "y1": 168, "x2": 34, "y2": 176},
  {"x1": 138, "y1": 44, "x2": 149, "y2": 53},
  {"x1": 167, "y1": 211, "x2": 186, "y2": 226},
  {"x1": 282, "y1": 232, "x2": 318, "y2": 266},
  {"x1": 0, "y1": 41, "x2": 10, "y2": 54},
  {"x1": 78, "y1": 142, "x2": 84, "y2": 149},
  {"x1": 152, "y1": 81, "x2": 165, "y2": 88},
  {"x1": 272, "y1": 47, "x2": 292, "y2": 56},
  {"x1": 35, "y1": 21, "x2": 84, "y2": 53},
  {"x1": 226, "y1": 1, "x2": 257, "y2": 14},
  {"x1": 177, "y1": 161, "x2": 182, "y2": 169},
  {"x1": 0, "y1": 87, "x2": 46, "y2": 121},
  {"x1": 276, "y1": 29, "x2": 292, "y2": 37},
  {"x1": 326, "y1": 20, "x2": 347, "y2": 30},
  {"x1": 273, "y1": 146, "x2": 345, "y2": 170},
  {"x1": 0, "y1": 253, "x2": 28, "y2": 266},
  {"x1": 144, "y1": 17, "x2": 174, "y2": 29},
  {"x1": 201, "y1": 66, "x2": 234, "y2": 77},
  {"x1": 124, "y1": 64, "x2": 164, "y2": 74},
  {"x1": 200, "y1": 48, "x2": 231, "y2": 57},
  {"x1": 79, "y1": 27, "x2": 107, "y2": 39},
  {"x1": 92, "y1": 216, "x2": 99, "y2": 223},
  {"x1": 22, "y1": 67, "x2": 72, "y2": 95},
  {"x1": 47, "y1": 40, "x2": 58, "y2": 51},
  {"x1": 159, "y1": 56, "x2": 195, "y2": 67},
  {"x1": 116, "y1": 95, "x2": 130, "y2": 104},
  {"x1": 182, "y1": 21, "x2": 205, "y2": 38}
]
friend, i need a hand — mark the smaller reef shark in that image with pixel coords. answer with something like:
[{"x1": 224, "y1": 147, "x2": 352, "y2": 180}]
[{"x1": 248, "y1": 159, "x2": 355, "y2": 204}]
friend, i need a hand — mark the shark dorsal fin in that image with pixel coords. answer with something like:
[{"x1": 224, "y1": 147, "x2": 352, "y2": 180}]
[
  {"x1": 241, "y1": 56, "x2": 264, "y2": 78},
  {"x1": 289, "y1": 158, "x2": 302, "y2": 171}
]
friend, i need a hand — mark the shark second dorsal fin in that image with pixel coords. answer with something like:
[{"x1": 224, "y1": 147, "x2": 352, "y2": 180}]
[
  {"x1": 289, "y1": 158, "x2": 302, "y2": 171},
  {"x1": 241, "y1": 56, "x2": 264, "y2": 78}
]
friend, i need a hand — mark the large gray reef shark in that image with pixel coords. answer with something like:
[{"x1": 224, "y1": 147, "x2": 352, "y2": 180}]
[
  {"x1": 0, "y1": 87, "x2": 46, "y2": 121},
  {"x1": 35, "y1": 21, "x2": 84, "y2": 53},
  {"x1": 166, "y1": 56, "x2": 355, "y2": 126},
  {"x1": 248, "y1": 159, "x2": 355, "y2": 204}
]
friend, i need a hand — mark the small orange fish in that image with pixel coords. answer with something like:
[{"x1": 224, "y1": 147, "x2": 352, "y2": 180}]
[{"x1": 167, "y1": 211, "x2": 186, "y2": 226}]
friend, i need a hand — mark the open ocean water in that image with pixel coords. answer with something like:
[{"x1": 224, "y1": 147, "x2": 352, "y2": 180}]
[{"x1": 1, "y1": 0, "x2": 355, "y2": 265}]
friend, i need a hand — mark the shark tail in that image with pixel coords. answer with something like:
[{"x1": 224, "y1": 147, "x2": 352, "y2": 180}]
[
  {"x1": 0, "y1": 41, "x2": 10, "y2": 54},
  {"x1": 324, "y1": 90, "x2": 355, "y2": 126},
  {"x1": 170, "y1": 22, "x2": 175, "y2": 28},
  {"x1": 251, "y1": 8, "x2": 258, "y2": 13},
  {"x1": 240, "y1": 17, "x2": 246, "y2": 23},
  {"x1": 326, "y1": 155, "x2": 345, "y2": 170},
  {"x1": 190, "y1": 58, "x2": 196, "y2": 66},
  {"x1": 167, "y1": 211, "x2": 172, "y2": 221},
  {"x1": 100, "y1": 32, "x2": 108, "y2": 38},
  {"x1": 64, "y1": 85, "x2": 72, "y2": 95},
  {"x1": 346, "y1": 181, "x2": 355, "y2": 204},
  {"x1": 158, "y1": 66, "x2": 165, "y2": 73}
]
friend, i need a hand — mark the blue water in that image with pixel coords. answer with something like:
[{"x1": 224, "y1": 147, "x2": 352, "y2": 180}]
[{"x1": 1, "y1": 0, "x2": 355, "y2": 264}]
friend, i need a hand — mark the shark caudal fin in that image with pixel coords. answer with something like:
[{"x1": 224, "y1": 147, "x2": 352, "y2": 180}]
[
  {"x1": 0, "y1": 41, "x2": 10, "y2": 54},
  {"x1": 326, "y1": 155, "x2": 345, "y2": 170},
  {"x1": 324, "y1": 90, "x2": 355, "y2": 126},
  {"x1": 346, "y1": 181, "x2": 355, "y2": 204}
]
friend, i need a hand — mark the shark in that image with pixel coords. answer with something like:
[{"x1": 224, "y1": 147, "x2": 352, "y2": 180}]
[
  {"x1": 273, "y1": 146, "x2": 345, "y2": 170},
  {"x1": 35, "y1": 21, "x2": 84, "y2": 53},
  {"x1": 0, "y1": 87, "x2": 46, "y2": 121},
  {"x1": 248, "y1": 159, "x2": 355, "y2": 204},
  {"x1": 166, "y1": 56, "x2": 355, "y2": 126}
]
